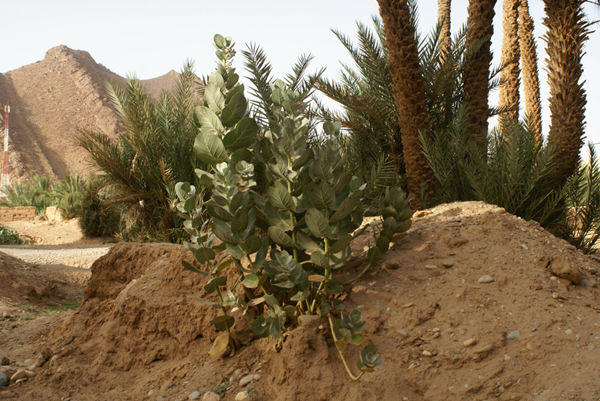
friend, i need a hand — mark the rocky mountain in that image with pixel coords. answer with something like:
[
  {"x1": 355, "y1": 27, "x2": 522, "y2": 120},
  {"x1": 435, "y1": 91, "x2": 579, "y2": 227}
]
[{"x1": 0, "y1": 45, "x2": 184, "y2": 180}]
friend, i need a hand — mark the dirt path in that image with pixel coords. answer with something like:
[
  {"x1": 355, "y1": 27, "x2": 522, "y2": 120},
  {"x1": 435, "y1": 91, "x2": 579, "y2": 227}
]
[{"x1": 0, "y1": 245, "x2": 111, "y2": 268}]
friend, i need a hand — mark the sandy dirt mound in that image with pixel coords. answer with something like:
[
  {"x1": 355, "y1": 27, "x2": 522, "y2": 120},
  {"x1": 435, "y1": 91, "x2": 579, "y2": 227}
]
[{"x1": 2, "y1": 201, "x2": 600, "y2": 400}]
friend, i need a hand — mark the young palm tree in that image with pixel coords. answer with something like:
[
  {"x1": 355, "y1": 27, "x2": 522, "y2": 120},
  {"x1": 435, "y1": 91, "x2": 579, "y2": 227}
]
[
  {"x1": 463, "y1": 0, "x2": 498, "y2": 151},
  {"x1": 499, "y1": 0, "x2": 521, "y2": 132},
  {"x1": 438, "y1": 0, "x2": 452, "y2": 56},
  {"x1": 519, "y1": 0, "x2": 543, "y2": 143},
  {"x1": 377, "y1": 0, "x2": 435, "y2": 209},
  {"x1": 544, "y1": 0, "x2": 591, "y2": 186}
]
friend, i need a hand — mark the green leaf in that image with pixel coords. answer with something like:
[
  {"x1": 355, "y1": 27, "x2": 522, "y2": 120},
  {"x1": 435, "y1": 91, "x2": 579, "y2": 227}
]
[
  {"x1": 195, "y1": 106, "x2": 224, "y2": 136},
  {"x1": 264, "y1": 294, "x2": 280, "y2": 308},
  {"x1": 310, "y1": 251, "x2": 328, "y2": 268},
  {"x1": 212, "y1": 220, "x2": 235, "y2": 243},
  {"x1": 358, "y1": 341, "x2": 384, "y2": 371},
  {"x1": 204, "y1": 276, "x2": 227, "y2": 294},
  {"x1": 214, "y1": 34, "x2": 227, "y2": 49},
  {"x1": 226, "y1": 243, "x2": 246, "y2": 260},
  {"x1": 290, "y1": 291, "x2": 307, "y2": 302},
  {"x1": 223, "y1": 117, "x2": 258, "y2": 150},
  {"x1": 268, "y1": 182, "x2": 294, "y2": 211},
  {"x1": 221, "y1": 89, "x2": 247, "y2": 127},
  {"x1": 212, "y1": 315, "x2": 235, "y2": 332},
  {"x1": 305, "y1": 208, "x2": 331, "y2": 238},
  {"x1": 194, "y1": 130, "x2": 228, "y2": 165},
  {"x1": 296, "y1": 232, "x2": 323, "y2": 253},
  {"x1": 319, "y1": 303, "x2": 331, "y2": 317},
  {"x1": 329, "y1": 234, "x2": 352, "y2": 253},
  {"x1": 242, "y1": 274, "x2": 260, "y2": 289},
  {"x1": 244, "y1": 235, "x2": 262, "y2": 254},
  {"x1": 326, "y1": 281, "x2": 344, "y2": 295},
  {"x1": 205, "y1": 71, "x2": 225, "y2": 112},
  {"x1": 231, "y1": 209, "x2": 249, "y2": 233},
  {"x1": 182, "y1": 260, "x2": 208, "y2": 275},
  {"x1": 192, "y1": 248, "x2": 216, "y2": 264},
  {"x1": 268, "y1": 226, "x2": 295, "y2": 248},
  {"x1": 307, "y1": 182, "x2": 336, "y2": 211},
  {"x1": 206, "y1": 203, "x2": 233, "y2": 221},
  {"x1": 330, "y1": 195, "x2": 361, "y2": 223}
]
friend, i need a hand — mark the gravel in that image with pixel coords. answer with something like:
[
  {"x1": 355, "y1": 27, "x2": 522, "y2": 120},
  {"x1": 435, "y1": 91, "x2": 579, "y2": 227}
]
[{"x1": 0, "y1": 245, "x2": 111, "y2": 268}]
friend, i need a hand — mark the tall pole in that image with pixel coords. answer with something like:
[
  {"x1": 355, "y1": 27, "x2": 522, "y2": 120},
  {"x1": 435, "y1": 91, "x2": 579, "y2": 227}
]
[{"x1": 1, "y1": 105, "x2": 10, "y2": 187}]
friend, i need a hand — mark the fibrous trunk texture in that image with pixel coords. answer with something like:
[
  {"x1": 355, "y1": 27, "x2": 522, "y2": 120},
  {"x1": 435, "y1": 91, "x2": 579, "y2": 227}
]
[
  {"x1": 464, "y1": 0, "x2": 497, "y2": 151},
  {"x1": 499, "y1": 0, "x2": 521, "y2": 133},
  {"x1": 378, "y1": 0, "x2": 435, "y2": 209},
  {"x1": 438, "y1": 0, "x2": 452, "y2": 56},
  {"x1": 519, "y1": 0, "x2": 543, "y2": 143},
  {"x1": 544, "y1": 0, "x2": 590, "y2": 186}
]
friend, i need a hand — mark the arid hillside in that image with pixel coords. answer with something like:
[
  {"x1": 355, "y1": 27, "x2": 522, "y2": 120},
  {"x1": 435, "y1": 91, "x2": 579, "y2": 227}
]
[{"x1": 0, "y1": 45, "x2": 184, "y2": 180}]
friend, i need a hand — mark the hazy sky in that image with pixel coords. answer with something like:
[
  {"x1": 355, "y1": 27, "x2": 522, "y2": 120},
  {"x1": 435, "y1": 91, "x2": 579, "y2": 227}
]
[{"x1": 2, "y1": 1, "x2": 600, "y2": 145}]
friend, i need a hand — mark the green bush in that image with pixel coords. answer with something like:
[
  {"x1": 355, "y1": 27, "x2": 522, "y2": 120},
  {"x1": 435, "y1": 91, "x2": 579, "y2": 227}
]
[
  {"x1": 78, "y1": 63, "x2": 202, "y2": 242},
  {"x1": 78, "y1": 175, "x2": 121, "y2": 238},
  {"x1": 176, "y1": 35, "x2": 413, "y2": 380},
  {"x1": 0, "y1": 225, "x2": 22, "y2": 245}
]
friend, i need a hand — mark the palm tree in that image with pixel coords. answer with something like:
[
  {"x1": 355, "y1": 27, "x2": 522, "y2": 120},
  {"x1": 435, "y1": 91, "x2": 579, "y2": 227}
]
[
  {"x1": 544, "y1": 0, "x2": 591, "y2": 186},
  {"x1": 438, "y1": 0, "x2": 452, "y2": 56},
  {"x1": 377, "y1": 0, "x2": 435, "y2": 208},
  {"x1": 463, "y1": 0, "x2": 498, "y2": 151},
  {"x1": 499, "y1": 0, "x2": 521, "y2": 132},
  {"x1": 519, "y1": 0, "x2": 543, "y2": 143}
]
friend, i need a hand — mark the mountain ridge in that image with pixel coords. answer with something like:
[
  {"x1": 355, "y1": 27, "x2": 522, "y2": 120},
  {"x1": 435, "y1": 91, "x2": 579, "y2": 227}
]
[{"x1": 0, "y1": 45, "x2": 184, "y2": 180}]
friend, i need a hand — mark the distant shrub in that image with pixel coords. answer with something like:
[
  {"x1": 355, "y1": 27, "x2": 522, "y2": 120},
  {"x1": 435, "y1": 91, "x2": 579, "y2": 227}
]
[
  {"x1": 78, "y1": 175, "x2": 121, "y2": 238},
  {"x1": 0, "y1": 225, "x2": 22, "y2": 245}
]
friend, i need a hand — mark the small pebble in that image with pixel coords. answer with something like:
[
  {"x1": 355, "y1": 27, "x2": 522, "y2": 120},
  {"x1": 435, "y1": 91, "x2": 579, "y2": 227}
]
[
  {"x1": 442, "y1": 259, "x2": 454, "y2": 268},
  {"x1": 474, "y1": 343, "x2": 494, "y2": 354},
  {"x1": 239, "y1": 373, "x2": 261, "y2": 387},
  {"x1": 0, "y1": 371, "x2": 8, "y2": 387},
  {"x1": 463, "y1": 338, "x2": 477, "y2": 347},
  {"x1": 565, "y1": 329, "x2": 573, "y2": 336},
  {"x1": 188, "y1": 390, "x2": 201, "y2": 400},
  {"x1": 200, "y1": 391, "x2": 220, "y2": 401},
  {"x1": 504, "y1": 354, "x2": 511, "y2": 361},
  {"x1": 397, "y1": 329, "x2": 408, "y2": 337},
  {"x1": 478, "y1": 275, "x2": 494, "y2": 284},
  {"x1": 506, "y1": 330, "x2": 520, "y2": 340},
  {"x1": 235, "y1": 391, "x2": 250, "y2": 401},
  {"x1": 588, "y1": 343, "x2": 596, "y2": 351},
  {"x1": 425, "y1": 264, "x2": 438, "y2": 270},
  {"x1": 422, "y1": 350, "x2": 433, "y2": 357}
]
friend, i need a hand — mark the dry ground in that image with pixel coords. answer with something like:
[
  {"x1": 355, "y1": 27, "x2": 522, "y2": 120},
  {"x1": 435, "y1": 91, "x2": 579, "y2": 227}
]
[{"x1": 1, "y1": 202, "x2": 600, "y2": 400}]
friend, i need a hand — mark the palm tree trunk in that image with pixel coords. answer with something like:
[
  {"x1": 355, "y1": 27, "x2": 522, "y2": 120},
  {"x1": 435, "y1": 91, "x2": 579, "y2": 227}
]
[
  {"x1": 499, "y1": 0, "x2": 520, "y2": 133},
  {"x1": 438, "y1": 0, "x2": 452, "y2": 56},
  {"x1": 519, "y1": 0, "x2": 542, "y2": 143},
  {"x1": 377, "y1": 0, "x2": 435, "y2": 209},
  {"x1": 544, "y1": 0, "x2": 590, "y2": 186},
  {"x1": 463, "y1": 0, "x2": 498, "y2": 151}
]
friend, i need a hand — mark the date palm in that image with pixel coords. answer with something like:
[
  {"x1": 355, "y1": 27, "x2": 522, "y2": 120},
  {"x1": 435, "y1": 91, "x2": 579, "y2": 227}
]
[
  {"x1": 544, "y1": 0, "x2": 591, "y2": 186},
  {"x1": 377, "y1": 0, "x2": 435, "y2": 208},
  {"x1": 519, "y1": 0, "x2": 542, "y2": 143},
  {"x1": 438, "y1": 0, "x2": 452, "y2": 56},
  {"x1": 499, "y1": 0, "x2": 521, "y2": 132},
  {"x1": 463, "y1": 0, "x2": 498, "y2": 151}
]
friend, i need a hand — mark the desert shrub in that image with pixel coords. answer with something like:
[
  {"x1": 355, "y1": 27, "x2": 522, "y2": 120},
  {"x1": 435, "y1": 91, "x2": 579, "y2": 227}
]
[
  {"x1": 1, "y1": 176, "x2": 55, "y2": 214},
  {"x1": 421, "y1": 112, "x2": 600, "y2": 252},
  {"x1": 78, "y1": 175, "x2": 121, "y2": 238},
  {"x1": 78, "y1": 63, "x2": 202, "y2": 242},
  {"x1": 0, "y1": 225, "x2": 22, "y2": 245},
  {"x1": 53, "y1": 175, "x2": 86, "y2": 219},
  {"x1": 176, "y1": 35, "x2": 413, "y2": 380}
]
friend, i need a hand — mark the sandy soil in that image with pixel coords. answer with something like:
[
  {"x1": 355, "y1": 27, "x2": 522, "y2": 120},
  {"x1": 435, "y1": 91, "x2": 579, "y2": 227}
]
[
  {"x1": 2, "y1": 218, "x2": 104, "y2": 246},
  {"x1": 1, "y1": 201, "x2": 600, "y2": 400}
]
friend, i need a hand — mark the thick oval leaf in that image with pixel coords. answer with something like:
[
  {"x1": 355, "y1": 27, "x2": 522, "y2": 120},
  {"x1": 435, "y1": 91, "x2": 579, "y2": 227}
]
[
  {"x1": 223, "y1": 117, "x2": 258, "y2": 150},
  {"x1": 268, "y1": 226, "x2": 295, "y2": 248},
  {"x1": 208, "y1": 332, "x2": 229, "y2": 357},
  {"x1": 329, "y1": 234, "x2": 352, "y2": 253},
  {"x1": 212, "y1": 220, "x2": 236, "y2": 243},
  {"x1": 204, "y1": 276, "x2": 227, "y2": 294},
  {"x1": 212, "y1": 315, "x2": 235, "y2": 332},
  {"x1": 221, "y1": 89, "x2": 247, "y2": 127},
  {"x1": 310, "y1": 251, "x2": 329, "y2": 268},
  {"x1": 192, "y1": 247, "x2": 216, "y2": 264},
  {"x1": 194, "y1": 130, "x2": 228, "y2": 165},
  {"x1": 305, "y1": 208, "x2": 331, "y2": 238},
  {"x1": 242, "y1": 273, "x2": 260, "y2": 289},
  {"x1": 268, "y1": 182, "x2": 295, "y2": 211},
  {"x1": 296, "y1": 232, "x2": 323, "y2": 253},
  {"x1": 244, "y1": 235, "x2": 262, "y2": 254},
  {"x1": 206, "y1": 203, "x2": 233, "y2": 221},
  {"x1": 330, "y1": 195, "x2": 361, "y2": 223}
]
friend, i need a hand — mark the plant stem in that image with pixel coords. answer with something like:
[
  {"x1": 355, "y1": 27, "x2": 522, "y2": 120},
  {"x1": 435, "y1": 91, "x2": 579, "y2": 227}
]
[{"x1": 327, "y1": 315, "x2": 364, "y2": 381}]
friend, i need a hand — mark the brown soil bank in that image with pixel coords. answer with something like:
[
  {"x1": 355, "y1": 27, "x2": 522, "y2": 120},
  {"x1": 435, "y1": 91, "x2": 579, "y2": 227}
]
[{"x1": 2, "y1": 201, "x2": 600, "y2": 400}]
